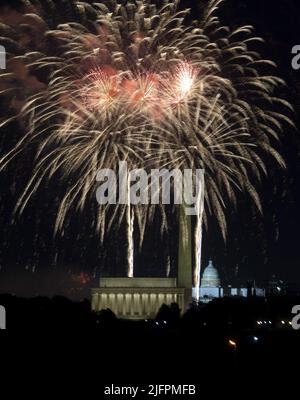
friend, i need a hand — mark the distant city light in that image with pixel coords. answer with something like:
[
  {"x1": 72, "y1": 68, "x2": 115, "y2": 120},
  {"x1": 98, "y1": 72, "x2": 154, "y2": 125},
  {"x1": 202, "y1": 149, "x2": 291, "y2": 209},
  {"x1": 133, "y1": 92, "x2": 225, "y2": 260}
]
[{"x1": 228, "y1": 339, "x2": 237, "y2": 347}]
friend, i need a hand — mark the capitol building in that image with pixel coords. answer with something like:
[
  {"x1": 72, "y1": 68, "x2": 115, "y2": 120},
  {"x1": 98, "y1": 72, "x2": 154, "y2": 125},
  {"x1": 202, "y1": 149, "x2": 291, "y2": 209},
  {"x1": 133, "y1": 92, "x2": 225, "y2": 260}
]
[{"x1": 199, "y1": 259, "x2": 265, "y2": 303}]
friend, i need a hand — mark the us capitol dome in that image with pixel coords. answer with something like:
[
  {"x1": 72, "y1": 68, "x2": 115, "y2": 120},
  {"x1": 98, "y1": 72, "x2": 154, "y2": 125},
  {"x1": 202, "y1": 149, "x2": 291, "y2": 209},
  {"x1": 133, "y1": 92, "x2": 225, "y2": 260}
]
[
  {"x1": 201, "y1": 260, "x2": 221, "y2": 287},
  {"x1": 199, "y1": 259, "x2": 265, "y2": 303}
]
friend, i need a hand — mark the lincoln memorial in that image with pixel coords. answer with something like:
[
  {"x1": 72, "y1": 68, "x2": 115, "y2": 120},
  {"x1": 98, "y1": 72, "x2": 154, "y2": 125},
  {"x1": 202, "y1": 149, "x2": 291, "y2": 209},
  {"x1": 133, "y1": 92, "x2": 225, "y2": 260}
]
[
  {"x1": 91, "y1": 277, "x2": 185, "y2": 319},
  {"x1": 91, "y1": 208, "x2": 193, "y2": 319}
]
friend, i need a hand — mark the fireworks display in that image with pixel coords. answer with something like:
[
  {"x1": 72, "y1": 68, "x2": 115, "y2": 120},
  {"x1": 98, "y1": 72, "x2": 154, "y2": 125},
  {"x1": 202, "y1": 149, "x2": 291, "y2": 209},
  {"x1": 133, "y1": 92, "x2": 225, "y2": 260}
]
[{"x1": 0, "y1": 0, "x2": 292, "y2": 287}]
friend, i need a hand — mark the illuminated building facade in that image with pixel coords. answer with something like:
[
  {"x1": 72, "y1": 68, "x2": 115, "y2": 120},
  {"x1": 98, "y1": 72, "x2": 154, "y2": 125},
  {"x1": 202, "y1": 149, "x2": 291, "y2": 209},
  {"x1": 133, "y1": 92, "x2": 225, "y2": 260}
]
[
  {"x1": 199, "y1": 260, "x2": 265, "y2": 303},
  {"x1": 92, "y1": 210, "x2": 193, "y2": 319},
  {"x1": 91, "y1": 278, "x2": 185, "y2": 319}
]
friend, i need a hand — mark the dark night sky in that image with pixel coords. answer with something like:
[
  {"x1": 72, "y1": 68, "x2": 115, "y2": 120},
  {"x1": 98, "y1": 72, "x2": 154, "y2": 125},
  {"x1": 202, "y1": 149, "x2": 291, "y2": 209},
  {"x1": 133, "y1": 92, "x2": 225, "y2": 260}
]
[
  {"x1": 0, "y1": 0, "x2": 299, "y2": 296},
  {"x1": 201, "y1": 0, "x2": 300, "y2": 284}
]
